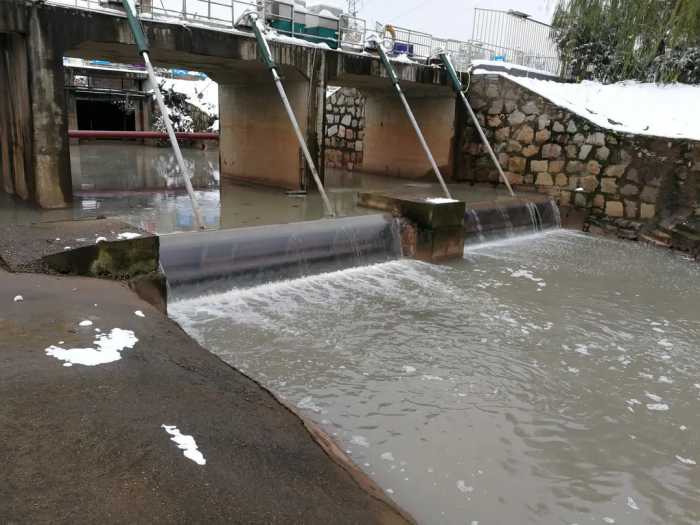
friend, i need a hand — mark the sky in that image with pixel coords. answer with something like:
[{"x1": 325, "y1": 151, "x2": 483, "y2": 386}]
[{"x1": 315, "y1": 0, "x2": 560, "y2": 42}]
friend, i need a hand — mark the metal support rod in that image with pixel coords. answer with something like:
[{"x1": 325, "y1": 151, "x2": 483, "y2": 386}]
[
  {"x1": 373, "y1": 42, "x2": 452, "y2": 200},
  {"x1": 143, "y1": 53, "x2": 206, "y2": 229},
  {"x1": 121, "y1": 0, "x2": 205, "y2": 229},
  {"x1": 439, "y1": 52, "x2": 515, "y2": 197},
  {"x1": 248, "y1": 13, "x2": 336, "y2": 218}
]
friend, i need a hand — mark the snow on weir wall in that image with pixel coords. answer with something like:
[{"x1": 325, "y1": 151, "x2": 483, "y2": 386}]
[
  {"x1": 461, "y1": 74, "x2": 700, "y2": 230},
  {"x1": 324, "y1": 88, "x2": 365, "y2": 171}
]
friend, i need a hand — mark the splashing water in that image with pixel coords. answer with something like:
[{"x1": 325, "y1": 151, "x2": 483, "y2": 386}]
[{"x1": 171, "y1": 230, "x2": 700, "y2": 525}]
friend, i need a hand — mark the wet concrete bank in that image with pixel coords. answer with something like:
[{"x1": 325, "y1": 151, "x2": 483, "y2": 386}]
[{"x1": 0, "y1": 269, "x2": 412, "y2": 524}]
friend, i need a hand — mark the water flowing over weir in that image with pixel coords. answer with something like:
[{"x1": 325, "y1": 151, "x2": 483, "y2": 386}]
[
  {"x1": 169, "y1": 231, "x2": 700, "y2": 525},
  {"x1": 159, "y1": 214, "x2": 402, "y2": 299},
  {"x1": 464, "y1": 198, "x2": 561, "y2": 245}
]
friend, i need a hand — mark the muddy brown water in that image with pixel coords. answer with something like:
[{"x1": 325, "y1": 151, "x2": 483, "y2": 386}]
[{"x1": 171, "y1": 230, "x2": 700, "y2": 525}]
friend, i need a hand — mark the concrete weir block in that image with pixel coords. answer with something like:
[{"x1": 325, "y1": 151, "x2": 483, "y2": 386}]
[
  {"x1": 358, "y1": 192, "x2": 466, "y2": 262},
  {"x1": 0, "y1": 218, "x2": 165, "y2": 310},
  {"x1": 44, "y1": 235, "x2": 159, "y2": 279}
]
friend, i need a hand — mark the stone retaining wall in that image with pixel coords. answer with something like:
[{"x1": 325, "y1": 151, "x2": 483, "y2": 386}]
[
  {"x1": 324, "y1": 87, "x2": 365, "y2": 171},
  {"x1": 461, "y1": 75, "x2": 700, "y2": 229}
]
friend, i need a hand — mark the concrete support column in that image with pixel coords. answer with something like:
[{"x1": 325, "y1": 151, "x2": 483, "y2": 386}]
[
  {"x1": 217, "y1": 65, "x2": 322, "y2": 191},
  {"x1": 0, "y1": 33, "x2": 33, "y2": 200},
  {"x1": 26, "y1": 6, "x2": 72, "y2": 208},
  {"x1": 66, "y1": 93, "x2": 79, "y2": 145},
  {"x1": 361, "y1": 90, "x2": 456, "y2": 179}
]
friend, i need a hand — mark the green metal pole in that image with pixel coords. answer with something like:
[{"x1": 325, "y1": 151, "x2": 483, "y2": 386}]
[
  {"x1": 439, "y1": 52, "x2": 515, "y2": 197},
  {"x1": 120, "y1": 0, "x2": 205, "y2": 229},
  {"x1": 248, "y1": 13, "x2": 336, "y2": 218},
  {"x1": 373, "y1": 42, "x2": 452, "y2": 200}
]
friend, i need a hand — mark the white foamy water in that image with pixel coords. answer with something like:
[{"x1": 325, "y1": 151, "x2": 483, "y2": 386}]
[{"x1": 170, "y1": 231, "x2": 700, "y2": 525}]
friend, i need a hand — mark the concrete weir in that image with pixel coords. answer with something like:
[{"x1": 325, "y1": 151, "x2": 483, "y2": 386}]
[
  {"x1": 160, "y1": 214, "x2": 402, "y2": 298},
  {"x1": 358, "y1": 192, "x2": 466, "y2": 262},
  {"x1": 358, "y1": 191, "x2": 562, "y2": 258},
  {"x1": 463, "y1": 195, "x2": 562, "y2": 244}
]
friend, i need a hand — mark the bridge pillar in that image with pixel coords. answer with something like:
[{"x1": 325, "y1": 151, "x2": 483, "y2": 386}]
[
  {"x1": 0, "y1": 33, "x2": 33, "y2": 200},
  {"x1": 0, "y1": 5, "x2": 71, "y2": 208},
  {"x1": 26, "y1": 7, "x2": 72, "y2": 208},
  {"x1": 218, "y1": 72, "x2": 323, "y2": 191},
  {"x1": 360, "y1": 90, "x2": 456, "y2": 179}
]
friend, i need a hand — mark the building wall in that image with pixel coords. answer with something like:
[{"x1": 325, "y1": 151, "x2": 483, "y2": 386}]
[{"x1": 461, "y1": 75, "x2": 700, "y2": 236}]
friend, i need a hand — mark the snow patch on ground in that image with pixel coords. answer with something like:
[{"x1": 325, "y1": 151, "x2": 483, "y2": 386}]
[
  {"x1": 267, "y1": 29, "x2": 335, "y2": 50},
  {"x1": 392, "y1": 53, "x2": 416, "y2": 64},
  {"x1": 494, "y1": 75, "x2": 700, "y2": 141},
  {"x1": 134, "y1": 310, "x2": 145, "y2": 318},
  {"x1": 45, "y1": 328, "x2": 138, "y2": 367},
  {"x1": 425, "y1": 197, "x2": 458, "y2": 204},
  {"x1": 117, "y1": 232, "x2": 142, "y2": 240},
  {"x1": 471, "y1": 59, "x2": 556, "y2": 77},
  {"x1": 162, "y1": 425, "x2": 207, "y2": 466}
]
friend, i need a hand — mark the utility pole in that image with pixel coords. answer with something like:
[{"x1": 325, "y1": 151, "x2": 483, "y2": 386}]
[{"x1": 347, "y1": 0, "x2": 358, "y2": 17}]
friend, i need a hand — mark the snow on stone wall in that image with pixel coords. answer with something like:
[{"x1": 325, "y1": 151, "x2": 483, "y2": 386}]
[
  {"x1": 502, "y1": 76, "x2": 700, "y2": 142},
  {"x1": 324, "y1": 88, "x2": 365, "y2": 171},
  {"x1": 462, "y1": 75, "x2": 700, "y2": 230}
]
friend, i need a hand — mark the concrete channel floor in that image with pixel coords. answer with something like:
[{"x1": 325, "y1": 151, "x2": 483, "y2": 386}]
[
  {"x1": 0, "y1": 269, "x2": 411, "y2": 524},
  {"x1": 0, "y1": 175, "x2": 517, "y2": 235}
]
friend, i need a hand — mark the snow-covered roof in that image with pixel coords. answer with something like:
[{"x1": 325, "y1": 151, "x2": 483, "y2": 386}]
[{"x1": 494, "y1": 74, "x2": 700, "y2": 142}]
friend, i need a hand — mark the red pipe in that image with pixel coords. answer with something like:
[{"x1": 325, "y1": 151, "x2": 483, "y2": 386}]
[{"x1": 68, "y1": 130, "x2": 219, "y2": 141}]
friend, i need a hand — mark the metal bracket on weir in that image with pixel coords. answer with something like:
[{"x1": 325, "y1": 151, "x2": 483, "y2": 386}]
[
  {"x1": 246, "y1": 12, "x2": 336, "y2": 219},
  {"x1": 438, "y1": 52, "x2": 516, "y2": 197},
  {"x1": 366, "y1": 37, "x2": 453, "y2": 201},
  {"x1": 120, "y1": 0, "x2": 206, "y2": 230}
]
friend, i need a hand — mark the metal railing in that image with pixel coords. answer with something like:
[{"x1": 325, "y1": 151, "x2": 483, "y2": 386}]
[
  {"x1": 338, "y1": 14, "x2": 365, "y2": 51},
  {"x1": 470, "y1": 8, "x2": 561, "y2": 75},
  {"x1": 45, "y1": 1, "x2": 562, "y2": 75}
]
